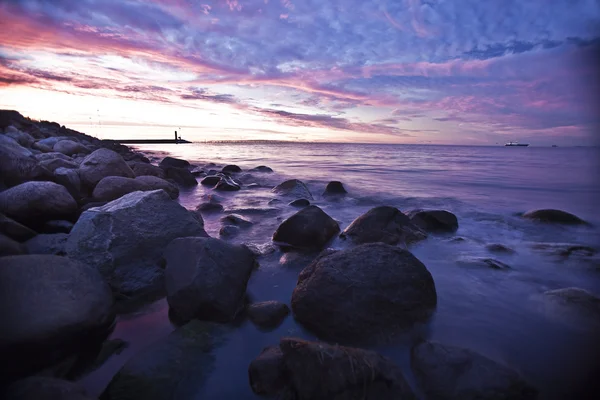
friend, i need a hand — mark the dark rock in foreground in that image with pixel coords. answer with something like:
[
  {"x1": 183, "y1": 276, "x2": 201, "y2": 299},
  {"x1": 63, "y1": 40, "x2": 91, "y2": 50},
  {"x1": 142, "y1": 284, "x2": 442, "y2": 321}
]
[
  {"x1": 247, "y1": 301, "x2": 290, "y2": 330},
  {"x1": 273, "y1": 205, "x2": 339, "y2": 250},
  {"x1": 4, "y1": 377, "x2": 95, "y2": 400},
  {"x1": 78, "y1": 148, "x2": 135, "y2": 191},
  {"x1": 407, "y1": 209, "x2": 459, "y2": 233},
  {"x1": 164, "y1": 237, "x2": 256, "y2": 322},
  {"x1": 323, "y1": 180, "x2": 347, "y2": 197},
  {"x1": 341, "y1": 206, "x2": 427, "y2": 246},
  {"x1": 222, "y1": 164, "x2": 242, "y2": 173},
  {"x1": 159, "y1": 156, "x2": 190, "y2": 169},
  {"x1": 411, "y1": 341, "x2": 538, "y2": 400},
  {"x1": 522, "y1": 209, "x2": 588, "y2": 225},
  {"x1": 248, "y1": 337, "x2": 416, "y2": 399},
  {"x1": 201, "y1": 175, "x2": 221, "y2": 186},
  {"x1": 0, "y1": 255, "x2": 114, "y2": 383},
  {"x1": 103, "y1": 320, "x2": 229, "y2": 400},
  {"x1": 291, "y1": 243, "x2": 437, "y2": 343},
  {"x1": 272, "y1": 179, "x2": 313, "y2": 200}
]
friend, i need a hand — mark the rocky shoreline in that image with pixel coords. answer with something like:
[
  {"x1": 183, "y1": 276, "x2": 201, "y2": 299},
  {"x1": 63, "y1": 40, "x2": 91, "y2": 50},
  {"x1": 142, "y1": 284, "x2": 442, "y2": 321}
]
[{"x1": 1, "y1": 110, "x2": 599, "y2": 399}]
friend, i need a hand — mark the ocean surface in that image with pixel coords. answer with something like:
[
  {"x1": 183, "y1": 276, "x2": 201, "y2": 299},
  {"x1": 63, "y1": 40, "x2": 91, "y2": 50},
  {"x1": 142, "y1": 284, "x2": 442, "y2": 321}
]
[{"x1": 79, "y1": 143, "x2": 600, "y2": 399}]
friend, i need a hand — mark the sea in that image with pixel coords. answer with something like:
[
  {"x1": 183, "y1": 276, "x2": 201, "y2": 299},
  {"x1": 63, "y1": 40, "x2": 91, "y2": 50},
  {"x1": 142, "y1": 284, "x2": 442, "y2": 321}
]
[{"x1": 78, "y1": 143, "x2": 600, "y2": 399}]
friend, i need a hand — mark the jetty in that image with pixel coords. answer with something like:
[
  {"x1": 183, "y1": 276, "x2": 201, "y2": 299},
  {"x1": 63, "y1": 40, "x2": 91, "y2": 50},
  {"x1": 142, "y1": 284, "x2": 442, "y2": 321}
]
[{"x1": 114, "y1": 131, "x2": 191, "y2": 144}]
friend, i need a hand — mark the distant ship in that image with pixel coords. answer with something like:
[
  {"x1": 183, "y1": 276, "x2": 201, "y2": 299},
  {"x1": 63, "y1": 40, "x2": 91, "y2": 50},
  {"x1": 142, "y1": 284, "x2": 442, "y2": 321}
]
[{"x1": 505, "y1": 141, "x2": 529, "y2": 147}]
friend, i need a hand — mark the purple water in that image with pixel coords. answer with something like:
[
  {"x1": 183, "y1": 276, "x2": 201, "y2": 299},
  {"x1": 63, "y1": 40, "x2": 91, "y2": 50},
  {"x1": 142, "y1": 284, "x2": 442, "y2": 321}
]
[{"x1": 79, "y1": 143, "x2": 600, "y2": 399}]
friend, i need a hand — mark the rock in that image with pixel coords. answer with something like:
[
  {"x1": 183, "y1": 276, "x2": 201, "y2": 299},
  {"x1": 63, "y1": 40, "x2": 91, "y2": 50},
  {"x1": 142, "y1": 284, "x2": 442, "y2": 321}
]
[
  {"x1": 0, "y1": 110, "x2": 26, "y2": 129},
  {"x1": 0, "y1": 138, "x2": 52, "y2": 187},
  {"x1": 25, "y1": 233, "x2": 68, "y2": 255},
  {"x1": 291, "y1": 243, "x2": 437, "y2": 343},
  {"x1": 201, "y1": 175, "x2": 221, "y2": 186},
  {"x1": 486, "y1": 243, "x2": 516, "y2": 254},
  {"x1": 35, "y1": 152, "x2": 73, "y2": 162},
  {"x1": 215, "y1": 176, "x2": 241, "y2": 191},
  {"x1": 407, "y1": 209, "x2": 459, "y2": 233},
  {"x1": 196, "y1": 202, "x2": 224, "y2": 213},
  {"x1": 0, "y1": 213, "x2": 37, "y2": 242},
  {"x1": 162, "y1": 166, "x2": 197, "y2": 187},
  {"x1": 268, "y1": 198, "x2": 283, "y2": 206},
  {"x1": 78, "y1": 148, "x2": 135, "y2": 191},
  {"x1": 247, "y1": 301, "x2": 290, "y2": 329},
  {"x1": 457, "y1": 256, "x2": 511, "y2": 270},
  {"x1": 289, "y1": 198, "x2": 310, "y2": 207},
  {"x1": 522, "y1": 209, "x2": 588, "y2": 225},
  {"x1": 158, "y1": 156, "x2": 190, "y2": 169},
  {"x1": 54, "y1": 167, "x2": 82, "y2": 200},
  {"x1": 130, "y1": 162, "x2": 166, "y2": 179},
  {"x1": 340, "y1": 206, "x2": 427, "y2": 245},
  {"x1": 32, "y1": 141, "x2": 53, "y2": 153},
  {"x1": 103, "y1": 321, "x2": 228, "y2": 400},
  {"x1": 279, "y1": 251, "x2": 322, "y2": 269},
  {"x1": 4, "y1": 377, "x2": 95, "y2": 400},
  {"x1": 411, "y1": 341, "x2": 538, "y2": 400},
  {"x1": 164, "y1": 237, "x2": 256, "y2": 322},
  {"x1": 92, "y1": 176, "x2": 179, "y2": 202},
  {"x1": 248, "y1": 337, "x2": 416, "y2": 399},
  {"x1": 323, "y1": 181, "x2": 347, "y2": 197},
  {"x1": 190, "y1": 167, "x2": 205, "y2": 177},
  {"x1": 39, "y1": 157, "x2": 79, "y2": 172},
  {"x1": 273, "y1": 205, "x2": 339, "y2": 250},
  {"x1": 53, "y1": 140, "x2": 89, "y2": 156},
  {"x1": 272, "y1": 179, "x2": 313, "y2": 200},
  {"x1": 222, "y1": 164, "x2": 242, "y2": 173},
  {"x1": 542, "y1": 287, "x2": 600, "y2": 324},
  {"x1": 250, "y1": 165, "x2": 273, "y2": 173},
  {"x1": 66, "y1": 190, "x2": 207, "y2": 298},
  {"x1": 5, "y1": 127, "x2": 35, "y2": 147},
  {"x1": 221, "y1": 214, "x2": 253, "y2": 227},
  {"x1": 530, "y1": 242, "x2": 597, "y2": 258},
  {"x1": 219, "y1": 225, "x2": 240, "y2": 238},
  {"x1": 41, "y1": 220, "x2": 73, "y2": 234},
  {"x1": 37, "y1": 136, "x2": 64, "y2": 148},
  {"x1": 0, "y1": 182, "x2": 78, "y2": 228},
  {"x1": 0, "y1": 234, "x2": 25, "y2": 256},
  {"x1": 0, "y1": 255, "x2": 114, "y2": 381}
]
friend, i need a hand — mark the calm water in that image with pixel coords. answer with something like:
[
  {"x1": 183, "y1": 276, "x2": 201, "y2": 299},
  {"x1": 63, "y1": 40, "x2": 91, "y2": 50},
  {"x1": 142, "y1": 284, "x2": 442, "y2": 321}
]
[{"x1": 80, "y1": 143, "x2": 600, "y2": 399}]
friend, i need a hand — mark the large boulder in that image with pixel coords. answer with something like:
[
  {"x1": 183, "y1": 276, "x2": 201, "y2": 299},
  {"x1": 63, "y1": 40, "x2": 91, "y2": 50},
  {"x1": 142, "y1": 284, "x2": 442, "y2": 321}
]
[
  {"x1": 0, "y1": 137, "x2": 52, "y2": 187},
  {"x1": 92, "y1": 176, "x2": 179, "y2": 202},
  {"x1": 0, "y1": 255, "x2": 114, "y2": 382},
  {"x1": 272, "y1": 205, "x2": 339, "y2": 250},
  {"x1": 78, "y1": 148, "x2": 135, "y2": 190},
  {"x1": 0, "y1": 182, "x2": 78, "y2": 228},
  {"x1": 53, "y1": 139, "x2": 89, "y2": 156},
  {"x1": 272, "y1": 179, "x2": 313, "y2": 200},
  {"x1": 248, "y1": 338, "x2": 416, "y2": 399},
  {"x1": 0, "y1": 213, "x2": 37, "y2": 242},
  {"x1": 522, "y1": 209, "x2": 588, "y2": 225},
  {"x1": 0, "y1": 110, "x2": 26, "y2": 129},
  {"x1": 103, "y1": 320, "x2": 228, "y2": 400},
  {"x1": 4, "y1": 377, "x2": 95, "y2": 400},
  {"x1": 135, "y1": 175, "x2": 179, "y2": 199},
  {"x1": 66, "y1": 190, "x2": 208, "y2": 298},
  {"x1": 407, "y1": 209, "x2": 459, "y2": 233},
  {"x1": 340, "y1": 206, "x2": 427, "y2": 245},
  {"x1": 162, "y1": 166, "x2": 197, "y2": 187},
  {"x1": 159, "y1": 156, "x2": 190, "y2": 169},
  {"x1": 411, "y1": 341, "x2": 538, "y2": 400},
  {"x1": 291, "y1": 243, "x2": 437, "y2": 343},
  {"x1": 130, "y1": 162, "x2": 166, "y2": 179},
  {"x1": 164, "y1": 237, "x2": 256, "y2": 322}
]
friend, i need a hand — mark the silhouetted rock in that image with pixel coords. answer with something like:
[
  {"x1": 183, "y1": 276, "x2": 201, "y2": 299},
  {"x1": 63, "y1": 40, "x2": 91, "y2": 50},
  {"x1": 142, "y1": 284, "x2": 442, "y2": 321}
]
[
  {"x1": 340, "y1": 206, "x2": 426, "y2": 245},
  {"x1": 0, "y1": 137, "x2": 52, "y2": 187},
  {"x1": 247, "y1": 301, "x2": 290, "y2": 329},
  {"x1": 222, "y1": 164, "x2": 242, "y2": 173},
  {"x1": 273, "y1": 205, "x2": 339, "y2": 250},
  {"x1": 272, "y1": 179, "x2": 313, "y2": 200},
  {"x1": 4, "y1": 377, "x2": 95, "y2": 400},
  {"x1": 0, "y1": 234, "x2": 25, "y2": 256},
  {"x1": 411, "y1": 341, "x2": 538, "y2": 400},
  {"x1": 162, "y1": 166, "x2": 197, "y2": 187},
  {"x1": 289, "y1": 198, "x2": 310, "y2": 207},
  {"x1": 201, "y1": 175, "x2": 221, "y2": 186},
  {"x1": 323, "y1": 181, "x2": 347, "y2": 197},
  {"x1": 158, "y1": 156, "x2": 190, "y2": 169},
  {"x1": 164, "y1": 237, "x2": 256, "y2": 322},
  {"x1": 248, "y1": 338, "x2": 416, "y2": 399},
  {"x1": 292, "y1": 243, "x2": 437, "y2": 343},
  {"x1": 250, "y1": 165, "x2": 273, "y2": 173},
  {"x1": 25, "y1": 233, "x2": 68, "y2": 255},
  {"x1": 0, "y1": 213, "x2": 37, "y2": 242},
  {"x1": 522, "y1": 209, "x2": 588, "y2": 225},
  {"x1": 78, "y1": 148, "x2": 135, "y2": 191},
  {"x1": 407, "y1": 209, "x2": 459, "y2": 233},
  {"x1": 130, "y1": 162, "x2": 166, "y2": 179}
]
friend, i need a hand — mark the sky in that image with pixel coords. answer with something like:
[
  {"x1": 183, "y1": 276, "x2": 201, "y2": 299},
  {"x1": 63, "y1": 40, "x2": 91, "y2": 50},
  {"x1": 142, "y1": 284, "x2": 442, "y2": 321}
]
[{"x1": 0, "y1": 0, "x2": 599, "y2": 145}]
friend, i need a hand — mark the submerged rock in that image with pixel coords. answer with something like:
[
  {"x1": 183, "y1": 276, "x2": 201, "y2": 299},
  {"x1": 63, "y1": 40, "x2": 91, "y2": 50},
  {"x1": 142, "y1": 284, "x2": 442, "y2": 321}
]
[
  {"x1": 158, "y1": 156, "x2": 190, "y2": 169},
  {"x1": 215, "y1": 178, "x2": 241, "y2": 191},
  {"x1": 522, "y1": 209, "x2": 588, "y2": 225},
  {"x1": 248, "y1": 337, "x2": 416, "y2": 399},
  {"x1": 323, "y1": 181, "x2": 347, "y2": 197},
  {"x1": 0, "y1": 213, "x2": 37, "y2": 242},
  {"x1": 247, "y1": 301, "x2": 290, "y2": 330},
  {"x1": 291, "y1": 243, "x2": 437, "y2": 343},
  {"x1": 78, "y1": 148, "x2": 134, "y2": 191},
  {"x1": 164, "y1": 237, "x2": 256, "y2": 322},
  {"x1": 66, "y1": 190, "x2": 207, "y2": 299},
  {"x1": 407, "y1": 209, "x2": 459, "y2": 233},
  {"x1": 340, "y1": 206, "x2": 427, "y2": 246},
  {"x1": 529, "y1": 242, "x2": 597, "y2": 258},
  {"x1": 456, "y1": 256, "x2": 512, "y2": 270},
  {"x1": 411, "y1": 341, "x2": 538, "y2": 400},
  {"x1": 289, "y1": 198, "x2": 310, "y2": 207},
  {"x1": 201, "y1": 175, "x2": 221, "y2": 186},
  {"x1": 221, "y1": 214, "x2": 253, "y2": 227},
  {"x1": 0, "y1": 255, "x2": 114, "y2": 382},
  {"x1": 222, "y1": 164, "x2": 242, "y2": 173},
  {"x1": 486, "y1": 243, "x2": 516, "y2": 254},
  {"x1": 196, "y1": 202, "x2": 224, "y2": 213},
  {"x1": 273, "y1": 205, "x2": 339, "y2": 250},
  {"x1": 4, "y1": 377, "x2": 95, "y2": 400},
  {"x1": 250, "y1": 165, "x2": 273, "y2": 173},
  {"x1": 272, "y1": 179, "x2": 313, "y2": 200},
  {"x1": 541, "y1": 287, "x2": 600, "y2": 329}
]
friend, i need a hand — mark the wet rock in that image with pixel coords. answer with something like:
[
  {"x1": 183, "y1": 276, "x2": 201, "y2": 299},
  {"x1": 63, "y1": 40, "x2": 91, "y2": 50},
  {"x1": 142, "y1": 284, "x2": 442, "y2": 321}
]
[
  {"x1": 201, "y1": 175, "x2": 221, "y2": 186},
  {"x1": 407, "y1": 209, "x2": 459, "y2": 233},
  {"x1": 54, "y1": 167, "x2": 82, "y2": 200},
  {"x1": 158, "y1": 156, "x2": 190, "y2": 169},
  {"x1": 66, "y1": 190, "x2": 207, "y2": 299},
  {"x1": 164, "y1": 237, "x2": 256, "y2": 322},
  {"x1": 245, "y1": 242, "x2": 277, "y2": 256},
  {"x1": 247, "y1": 301, "x2": 290, "y2": 329},
  {"x1": 221, "y1": 213, "x2": 253, "y2": 227},
  {"x1": 162, "y1": 166, "x2": 197, "y2": 187},
  {"x1": 530, "y1": 242, "x2": 597, "y2": 258},
  {"x1": 130, "y1": 162, "x2": 166, "y2": 179},
  {"x1": 291, "y1": 243, "x2": 437, "y2": 343},
  {"x1": 103, "y1": 320, "x2": 228, "y2": 400},
  {"x1": 250, "y1": 165, "x2": 273, "y2": 173},
  {"x1": 0, "y1": 234, "x2": 25, "y2": 256},
  {"x1": 272, "y1": 179, "x2": 313, "y2": 200},
  {"x1": 456, "y1": 256, "x2": 512, "y2": 270},
  {"x1": 323, "y1": 180, "x2": 347, "y2": 197},
  {"x1": 196, "y1": 202, "x2": 224, "y2": 213},
  {"x1": 25, "y1": 233, "x2": 68, "y2": 255},
  {"x1": 0, "y1": 255, "x2": 114, "y2": 382},
  {"x1": 206, "y1": 169, "x2": 218, "y2": 176},
  {"x1": 190, "y1": 167, "x2": 205, "y2": 177},
  {"x1": 39, "y1": 157, "x2": 78, "y2": 172},
  {"x1": 542, "y1": 287, "x2": 600, "y2": 326},
  {"x1": 0, "y1": 138, "x2": 52, "y2": 187},
  {"x1": 341, "y1": 206, "x2": 427, "y2": 246},
  {"x1": 35, "y1": 152, "x2": 73, "y2": 162},
  {"x1": 219, "y1": 225, "x2": 240, "y2": 238},
  {"x1": 0, "y1": 213, "x2": 37, "y2": 242},
  {"x1": 215, "y1": 178, "x2": 241, "y2": 191},
  {"x1": 78, "y1": 148, "x2": 135, "y2": 191},
  {"x1": 0, "y1": 181, "x2": 78, "y2": 228},
  {"x1": 53, "y1": 139, "x2": 89, "y2": 156},
  {"x1": 268, "y1": 198, "x2": 283, "y2": 206},
  {"x1": 42, "y1": 220, "x2": 74, "y2": 234},
  {"x1": 486, "y1": 243, "x2": 516, "y2": 254},
  {"x1": 222, "y1": 164, "x2": 242, "y2": 173},
  {"x1": 92, "y1": 176, "x2": 179, "y2": 202},
  {"x1": 248, "y1": 337, "x2": 416, "y2": 399},
  {"x1": 411, "y1": 341, "x2": 538, "y2": 400},
  {"x1": 289, "y1": 198, "x2": 310, "y2": 207},
  {"x1": 4, "y1": 377, "x2": 95, "y2": 400},
  {"x1": 522, "y1": 209, "x2": 588, "y2": 225},
  {"x1": 273, "y1": 205, "x2": 339, "y2": 250}
]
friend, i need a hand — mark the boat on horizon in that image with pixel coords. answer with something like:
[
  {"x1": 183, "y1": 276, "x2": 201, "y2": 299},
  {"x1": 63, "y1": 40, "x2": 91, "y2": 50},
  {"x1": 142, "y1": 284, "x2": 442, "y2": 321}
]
[{"x1": 505, "y1": 141, "x2": 529, "y2": 147}]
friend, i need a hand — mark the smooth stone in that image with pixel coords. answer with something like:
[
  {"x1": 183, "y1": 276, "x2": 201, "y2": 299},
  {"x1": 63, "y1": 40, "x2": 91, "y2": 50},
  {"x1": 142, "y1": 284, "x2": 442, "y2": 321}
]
[
  {"x1": 196, "y1": 202, "x2": 224, "y2": 213},
  {"x1": 272, "y1": 179, "x2": 313, "y2": 200},
  {"x1": 25, "y1": 233, "x2": 69, "y2": 255},
  {"x1": 53, "y1": 139, "x2": 89, "y2": 156},
  {"x1": 407, "y1": 209, "x2": 459, "y2": 233},
  {"x1": 78, "y1": 148, "x2": 135, "y2": 190},
  {"x1": 411, "y1": 341, "x2": 538, "y2": 400},
  {"x1": 323, "y1": 180, "x2": 347, "y2": 196},
  {"x1": 4, "y1": 377, "x2": 95, "y2": 400},
  {"x1": 0, "y1": 213, "x2": 37, "y2": 242},
  {"x1": 249, "y1": 165, "x2": 273, "y2": 173},
  {"x1": 164, "y1": 237, "x2": 256, "y2": 322},
  {"x1": 92, "y1": 175, "x2": 179, "y2": 202},
  {"x1": 273, "y1": 205, "x2": 339, "y2": 250},
  {"x1": 221, "y1": 214, "x2": 253, "y2": 227},
  {"x1": 38, "y1": 157, "x2": 79, "y2": 172},
  {"x1": 222, "y1": 164, "x2": 242, "y2": 173},
  {"x1": 35, "y1": 152, "x2": 73, "y2": 162},
  {"x1": 162, "y1": 166, "x2": 198, "y2": 187},
  {"x1": 456, "y1": 256, "x2": 512, "y2": 270},
  {"x1": 201, "y1": 175, "x2": 221, "y2": 186},
  {"x1": 289, "y1": 198, "x2": 310, "y2": 207},
  {"x1": 54, "y1": 167, "x2": 82, "y2": 200},
  {"x1": 247, "y1": 301, "x2": 290, "y2": 330},
  {"x1": 522, "y1": 209, "x2": 588, "y2": 225},
  {"x1": 291, "y1": 243, "x2": 437, "y2": 343},
  {"x1": 341, "y1": 206, "x2": 427, "y2": 245},
  {"x1": 158, "y1": 156, "x2": 190, "y2": 169},
  {"x1": 268, "y1": 199, "x2": 283, "y2": 205},
  {"x1": 130, "y1": 162, "x2": 166, "y2": 179},
  {"x1": 0, "y1": 234, "x2": 25, "y2": 256}
]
